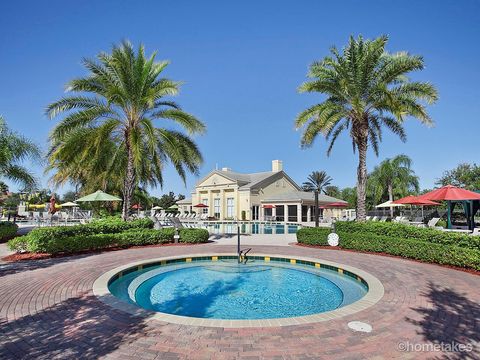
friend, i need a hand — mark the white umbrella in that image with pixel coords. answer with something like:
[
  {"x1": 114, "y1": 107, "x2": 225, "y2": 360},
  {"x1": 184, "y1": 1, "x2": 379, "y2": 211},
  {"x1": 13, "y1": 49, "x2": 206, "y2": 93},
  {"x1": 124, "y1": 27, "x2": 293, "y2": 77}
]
[
  {"x1": 375, "y1": 200, "x2": 405, "y2": 208},
  {"x1": 60, "y1": 201, "x2": 79, "y2": 207}
]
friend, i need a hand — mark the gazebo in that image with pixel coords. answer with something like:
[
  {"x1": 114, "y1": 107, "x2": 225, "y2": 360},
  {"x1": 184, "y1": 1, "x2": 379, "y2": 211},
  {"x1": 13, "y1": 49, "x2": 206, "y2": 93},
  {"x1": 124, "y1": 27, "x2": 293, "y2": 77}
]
[{"x1": 417, "y1": 185, "x2": 480, "y2": 230}]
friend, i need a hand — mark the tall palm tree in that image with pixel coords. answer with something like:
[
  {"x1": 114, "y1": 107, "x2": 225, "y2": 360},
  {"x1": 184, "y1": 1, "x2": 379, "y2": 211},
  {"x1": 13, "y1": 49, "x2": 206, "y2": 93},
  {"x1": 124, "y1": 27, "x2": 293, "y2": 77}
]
[
  {"x1": 369, "y1": 154, "x2": 420, "y2": 216},
  {"x1": 0, "y1": 116, "x2": 41, "y2": 188},
  {"x1": 302, "y1": 170, "x2": 333, "y2": 193},
  {"x1": 294, "y1": 35, "x2": 438, "y2": 220},
  {"x1": 47, "y1": 41, "x2": 205, "y2": 220}
]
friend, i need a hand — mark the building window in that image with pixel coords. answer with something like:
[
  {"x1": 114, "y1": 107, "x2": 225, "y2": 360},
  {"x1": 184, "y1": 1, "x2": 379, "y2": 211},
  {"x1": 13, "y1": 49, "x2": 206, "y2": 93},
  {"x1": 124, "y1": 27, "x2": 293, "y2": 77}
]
[
  {"x1": 214, "y1": 198, "x2": 220, "y2": 219},
  {"x1": 252, "y1": 205, "x2": 259, "y2": 221},
  {"x1": 227, "y1": 198, "x2": 235, "y2": 218},
  {"x1": 202, "y1": 199, "x2": 208, "y2": 214}
]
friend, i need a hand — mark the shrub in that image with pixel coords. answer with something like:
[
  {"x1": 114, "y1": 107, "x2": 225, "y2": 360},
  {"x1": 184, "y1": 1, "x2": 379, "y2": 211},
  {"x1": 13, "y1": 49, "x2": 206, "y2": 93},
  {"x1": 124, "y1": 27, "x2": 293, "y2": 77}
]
[
  {"x1": 14, "y1": 217, "x2": 155, "y2": 253},
  {"x1": 8, "y1": 226, "x2": 209, "y2": 254},
  {"x1": 296, "y1": 227, "x2": 330, "y2": 245},
  {"x1": 335, "y1": 221, "x2": 480, "y2": 251},
  {"x1": 179, "y1": 228, "x2": 209, "y2": 243},
  {"x1": 338, "y1": 232, "x2": 480, "y2": 271},
  {"x1": 436, "y1": 219, "x2": 447, "y2": 228},
  {"x1": 7, "y1": 235, "x2": 27, "y2": 252},
  {"x1": 0, "y1": 222, "x2": 18, "y2": 241},
  {"x1": 296, "y1": 226, "x2": 480, "y2": 271}
]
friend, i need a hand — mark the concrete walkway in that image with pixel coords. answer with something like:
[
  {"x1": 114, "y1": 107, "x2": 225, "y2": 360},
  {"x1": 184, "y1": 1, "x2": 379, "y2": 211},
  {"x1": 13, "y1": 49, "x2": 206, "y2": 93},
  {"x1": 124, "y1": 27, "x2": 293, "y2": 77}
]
[
  {"x1": 0, "y1": 244, "x2": 14, "y2": 263},
  {"x1": 210, "y1": 233, "x2": 296, "y2": 246},
  {"x1": 0, "y1": 242, "x2": 478, "y2": 359}
]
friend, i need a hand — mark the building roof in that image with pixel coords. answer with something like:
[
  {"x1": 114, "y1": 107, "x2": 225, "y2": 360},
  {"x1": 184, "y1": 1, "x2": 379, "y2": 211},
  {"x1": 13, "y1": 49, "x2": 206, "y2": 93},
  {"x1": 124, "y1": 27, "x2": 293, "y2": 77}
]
[
  {"x1": 197, "y1": 170, "x2": 301, "y2": 191},
  {"x1": 176, "y1": 198, "x2": 192, "y2": 205},
  {"x1": 261, "y1": 191, "x2": 347, "y2": 204}
]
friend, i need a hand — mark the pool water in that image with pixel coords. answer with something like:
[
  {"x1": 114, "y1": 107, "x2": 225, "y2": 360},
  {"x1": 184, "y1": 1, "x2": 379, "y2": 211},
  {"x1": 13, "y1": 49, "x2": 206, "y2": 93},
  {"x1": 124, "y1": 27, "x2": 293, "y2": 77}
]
[
  {"x1": 191, "y1": 222, "x2": 300, "y2": 235},
  {"x1": 109, "y1": 260, "x2": 368, "y2": 320}
]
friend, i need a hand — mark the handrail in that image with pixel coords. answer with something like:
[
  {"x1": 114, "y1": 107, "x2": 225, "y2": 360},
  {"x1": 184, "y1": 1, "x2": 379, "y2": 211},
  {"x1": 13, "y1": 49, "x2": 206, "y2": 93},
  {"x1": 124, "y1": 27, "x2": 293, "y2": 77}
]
[{"x1": 238, "y1": 248, "x2": 252, "y2": 264}]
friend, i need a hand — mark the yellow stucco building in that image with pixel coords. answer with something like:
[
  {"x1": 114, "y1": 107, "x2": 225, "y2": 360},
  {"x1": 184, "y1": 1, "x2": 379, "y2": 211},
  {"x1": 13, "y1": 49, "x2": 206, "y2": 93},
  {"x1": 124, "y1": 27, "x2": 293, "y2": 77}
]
[{"x1": 177, "y1": 160, "x2": 346, "y2": 222}]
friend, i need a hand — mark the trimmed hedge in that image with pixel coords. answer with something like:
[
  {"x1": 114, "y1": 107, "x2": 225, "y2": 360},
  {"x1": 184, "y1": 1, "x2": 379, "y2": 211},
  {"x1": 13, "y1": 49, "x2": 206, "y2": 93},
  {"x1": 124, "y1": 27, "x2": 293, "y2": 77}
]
[
  {"x1": 0, "y1": 222, "x2": 18, "y2": 241},
  {"x1": 11, "y1": 217, "x2": 154, "y2": 253},
  {"x1": 296, "y1": 227, "x2": 331, "y2": 245},
  {"x1": 335, "y1": 221, "x2": 480, "y2": 251},
  {"x1": 8, "y1": 226, "x2": 209, "y2": 254},
  {"x1": 296, "y1": 226, "x2": 480, "y2": 271},
  {"x1": 179, "y1": 228, "x2": 210, "y2": 243}
]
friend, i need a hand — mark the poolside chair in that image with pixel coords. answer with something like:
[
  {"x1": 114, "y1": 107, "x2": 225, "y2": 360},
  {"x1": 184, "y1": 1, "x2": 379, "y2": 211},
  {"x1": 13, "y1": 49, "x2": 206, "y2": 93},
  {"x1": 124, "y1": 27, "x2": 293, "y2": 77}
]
[
  {"x1": 365, "y1": 216, "x2": 371, "y2": 221},
  {"x1": 371, "y1": 216, "x2": 379, "y2": 221},
  {"x1": 170, "y1": 217, "x2": 184, "y2": 229},
  {"x1": 379, "y1": 216, "x2": 387, "y2": 222},
  {"x1": 426, "y1": 217, "x2": 440, "y2": 228}
]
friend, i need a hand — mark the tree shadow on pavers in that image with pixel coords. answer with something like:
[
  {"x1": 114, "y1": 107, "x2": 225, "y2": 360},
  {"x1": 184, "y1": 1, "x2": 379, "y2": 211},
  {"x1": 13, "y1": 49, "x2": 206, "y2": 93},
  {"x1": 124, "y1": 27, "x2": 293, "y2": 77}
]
[
  {"x1": 0, "y1": 294, "x2": 149, "y2": 359},
  {"x1": 0, "y1": 253, "x2": 100, "y2": 277},
  {"x1": 406, "y1": 281, "x2": 480, "y2": 360}
]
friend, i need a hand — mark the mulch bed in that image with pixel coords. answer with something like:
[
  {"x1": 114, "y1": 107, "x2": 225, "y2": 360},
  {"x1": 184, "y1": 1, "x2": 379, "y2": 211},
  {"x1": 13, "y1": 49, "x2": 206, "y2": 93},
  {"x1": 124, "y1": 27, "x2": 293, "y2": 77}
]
[
  {"x1": 294, "y1": 243, "x2": 480, "y2": 276},
  {"x1": 2, "y1": 241, "x2": 213, "y2": 263}
]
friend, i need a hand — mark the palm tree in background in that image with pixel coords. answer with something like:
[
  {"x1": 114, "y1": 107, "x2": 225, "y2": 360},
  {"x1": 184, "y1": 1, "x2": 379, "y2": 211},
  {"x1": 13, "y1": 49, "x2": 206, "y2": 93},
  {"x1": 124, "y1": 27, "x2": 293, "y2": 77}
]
[
  {"x1": 369, "y1": 154, "x2": 419, "y2": 216},
  {"x1": 0, "y1": 116, "x2": 41, "y2": 188},
  {"x1": 47, "y1": 41, "x2": 205, "y2": 220},
  {"x1": 294, "y1": 35, "x2": 438, "y2": 220},
  {"x1": 302, "y1": 170, "x2": 333, "y2": 193}
]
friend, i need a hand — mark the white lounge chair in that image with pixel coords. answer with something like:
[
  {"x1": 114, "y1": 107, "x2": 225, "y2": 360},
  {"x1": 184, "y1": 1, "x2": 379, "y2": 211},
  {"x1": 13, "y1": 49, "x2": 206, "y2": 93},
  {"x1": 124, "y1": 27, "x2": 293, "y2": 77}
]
[{"x1": 427, "y1": 217, "x2": 440, "y2": 228}]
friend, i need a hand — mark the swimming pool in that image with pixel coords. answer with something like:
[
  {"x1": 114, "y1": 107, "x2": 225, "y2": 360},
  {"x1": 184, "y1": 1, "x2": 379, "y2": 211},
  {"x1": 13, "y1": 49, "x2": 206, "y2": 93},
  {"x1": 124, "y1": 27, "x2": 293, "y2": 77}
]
[
  {"x1": 186, "y1": 222, "x2": 301, "y2": 235},
  {"x1": 107, "y1": 255, "x2": 373, "y2": 323}
]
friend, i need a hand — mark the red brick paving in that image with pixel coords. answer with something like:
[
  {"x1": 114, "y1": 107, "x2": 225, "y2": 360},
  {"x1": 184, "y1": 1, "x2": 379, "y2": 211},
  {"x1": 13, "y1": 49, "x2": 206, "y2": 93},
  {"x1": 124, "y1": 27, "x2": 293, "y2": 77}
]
[{"x1": 0, "y1": 244, "x2": 479, "y2": 359}]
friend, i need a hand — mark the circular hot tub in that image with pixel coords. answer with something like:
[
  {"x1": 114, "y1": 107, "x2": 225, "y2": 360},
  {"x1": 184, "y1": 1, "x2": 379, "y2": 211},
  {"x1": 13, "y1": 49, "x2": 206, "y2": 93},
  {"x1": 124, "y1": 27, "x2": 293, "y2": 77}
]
[{"x1": 94, "y1": 254, "x2": 384, "y2": 327}]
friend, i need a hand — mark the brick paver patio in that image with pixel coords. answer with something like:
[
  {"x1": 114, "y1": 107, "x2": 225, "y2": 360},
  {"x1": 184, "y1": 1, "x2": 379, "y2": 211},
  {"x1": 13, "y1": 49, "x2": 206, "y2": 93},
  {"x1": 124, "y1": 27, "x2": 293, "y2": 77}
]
[{"x1": 0, "y1": 243, "x2": 478, "y2": 359}]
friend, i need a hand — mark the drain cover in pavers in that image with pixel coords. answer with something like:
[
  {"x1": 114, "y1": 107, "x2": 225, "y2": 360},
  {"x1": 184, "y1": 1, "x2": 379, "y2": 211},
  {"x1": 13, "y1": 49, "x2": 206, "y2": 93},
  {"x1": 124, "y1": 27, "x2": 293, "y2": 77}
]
[{"x1": 348, "y1": 321, "x2": 372, "y2": 333}]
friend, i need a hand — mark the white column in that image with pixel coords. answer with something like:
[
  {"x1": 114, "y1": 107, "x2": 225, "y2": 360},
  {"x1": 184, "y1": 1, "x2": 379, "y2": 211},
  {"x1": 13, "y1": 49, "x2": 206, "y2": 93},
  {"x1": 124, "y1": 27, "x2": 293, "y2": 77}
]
[
  {"x1": 284, "y1": 204, "x2": 288, "y2": 222},
  {"x1": 297, "y1": 204, "x2": 302, "y2": 223},
  {"x1": 220, "y1": 190, "x2": 225, "y2": 220},
  {"x1": 307, "y1": 206, "x2": 311, "y2": 223},
  {"x1": 272, "y1": 206, "x2": 277, "y2": 221}
]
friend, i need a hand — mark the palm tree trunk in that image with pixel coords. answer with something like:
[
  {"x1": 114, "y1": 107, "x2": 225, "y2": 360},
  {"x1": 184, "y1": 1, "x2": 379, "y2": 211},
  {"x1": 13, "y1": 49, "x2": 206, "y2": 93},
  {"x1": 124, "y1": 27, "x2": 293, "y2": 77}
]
[
  {"x1": 122, "y1": 134, "x2": 135, "y2": 221},
  {"x1": 388, "y1": 183, "x2": 394, "y2": 218},
  {"x1": 356, "y1": 139, "x2": 368, "y2": 221}
]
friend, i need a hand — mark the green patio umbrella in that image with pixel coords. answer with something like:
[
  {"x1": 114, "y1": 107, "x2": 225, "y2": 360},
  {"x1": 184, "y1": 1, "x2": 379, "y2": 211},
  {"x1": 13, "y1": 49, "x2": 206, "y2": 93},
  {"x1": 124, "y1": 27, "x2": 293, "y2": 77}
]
[
  {"x1": 75, "y1": 190, "x2": 122, "y2": 202},
  {"x1": 167, "y1": 204, "x2": 179, "y2": 210}
]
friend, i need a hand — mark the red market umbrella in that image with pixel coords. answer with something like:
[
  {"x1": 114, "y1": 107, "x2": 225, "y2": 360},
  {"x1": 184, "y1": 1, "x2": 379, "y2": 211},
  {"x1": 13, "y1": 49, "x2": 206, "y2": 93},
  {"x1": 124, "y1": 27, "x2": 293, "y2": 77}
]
[
  {"x1": 392, "y1": 195, "x2": 418, "y2": 205},
  {"x1": 193, "y1": 203, "x2": 208, "y2": 208},
  {"x1": 262, "y1": 205, "x2": 276, "y2": 208},
  {"x1": 393, "y1": 196, "x2": 440, "y2": 206},
  {"x1": 131, "y1": 204, "x2": 142, "y2": 209},
  {"x1": 405, "y1": 199, "x2": 440, "y2": 206},
  {"x1": 417, "y1": 185, "x2": 480, "y2": 201},
  {"x1": 393, "y1": 196, "x2": 440, "y2": 218}
]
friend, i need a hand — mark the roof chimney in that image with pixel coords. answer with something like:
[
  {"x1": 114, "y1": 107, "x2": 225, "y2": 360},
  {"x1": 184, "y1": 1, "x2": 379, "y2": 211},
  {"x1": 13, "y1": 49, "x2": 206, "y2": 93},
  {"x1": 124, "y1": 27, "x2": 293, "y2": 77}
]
[
  {"x1": 221, "y1": 167, "x2": 231, "y2": 172},
  {"x1": 272, "y1": 160, "x2": 283, "y2": 172}
]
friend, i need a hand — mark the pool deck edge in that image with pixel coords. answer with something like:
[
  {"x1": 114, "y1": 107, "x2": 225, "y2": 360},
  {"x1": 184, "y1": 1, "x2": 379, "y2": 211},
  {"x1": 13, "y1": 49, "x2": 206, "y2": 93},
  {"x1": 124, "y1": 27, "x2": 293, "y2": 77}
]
[{"x1": 92, "y1": 253, "x2": 384, "y2": 328}]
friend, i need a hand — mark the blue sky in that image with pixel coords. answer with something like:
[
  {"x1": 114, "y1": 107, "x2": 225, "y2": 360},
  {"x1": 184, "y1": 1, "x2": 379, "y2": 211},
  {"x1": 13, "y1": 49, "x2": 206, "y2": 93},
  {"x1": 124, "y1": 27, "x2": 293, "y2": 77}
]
[{"x1": 1, "y1": 0, "x2": 479, "y2": 197}]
